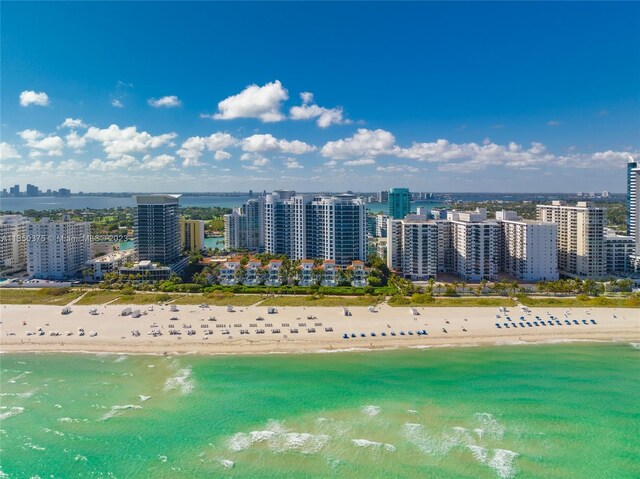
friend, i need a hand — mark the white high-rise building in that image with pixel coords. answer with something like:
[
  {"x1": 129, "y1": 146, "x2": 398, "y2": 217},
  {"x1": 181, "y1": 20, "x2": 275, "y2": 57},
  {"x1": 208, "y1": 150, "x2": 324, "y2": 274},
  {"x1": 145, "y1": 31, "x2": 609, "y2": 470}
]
[
  {"x1": 449, "y1": 209, "x2": 501, "y2": 281},
  {"x1": 387, "y1": 215, "x2": 439, "y2": 280},
  {"x1": 262, "y1": 192, "x2": 366, "y2": 265},
  {"x1": 496, "y1": 210, "x2": 558, "y2": 281},
  {"x1": 224, "y1": 197, "x2": 264, "y2": 251},
  {"x1": 26, "y1": 218, "x2": 91, "y2": 279},
  {"x1": 0, "y1": 215, "x2": 29, "y2": 275},
  {"x1": 537, "y1": 201, "x2": 605, "y2": 278}
]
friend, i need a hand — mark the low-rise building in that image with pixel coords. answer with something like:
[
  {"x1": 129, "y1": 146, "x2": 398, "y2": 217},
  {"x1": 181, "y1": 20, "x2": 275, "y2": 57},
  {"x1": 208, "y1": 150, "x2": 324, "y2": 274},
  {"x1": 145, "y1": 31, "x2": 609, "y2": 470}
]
[
  {"x1": 244, "y1": 259, "x2": 263, "y2": 286},
  {"x1": 220, "y1": 257, "x2": 242, "y2": 285},
  {"x1": 86, "y1": 249, "x2": 135, "y2": 280},
  {"x1": 604, "y1": 229, "x2": 635, "y2": 275},
  {"x1": 265, "y1": 259, "x2": 283, "y2": 287},
  {"x1": 297, "y1": 259, "x2": 315, "y2": 286},
  {"x1": 118, "y1": 260, "x2": 171, "y2": 282},
  {"x1": 348, "y1": 260, "x2": 369, "y2": 287},
  {"x1": 321, "y1": 260, "x2": 338, "y2": 286}
]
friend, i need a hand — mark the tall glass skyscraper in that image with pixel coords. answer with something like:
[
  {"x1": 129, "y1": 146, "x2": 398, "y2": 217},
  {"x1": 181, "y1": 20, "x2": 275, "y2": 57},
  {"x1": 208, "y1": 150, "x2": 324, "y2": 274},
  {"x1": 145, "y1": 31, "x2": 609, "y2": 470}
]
[
  {"x1": 388, "y1": 188, "x2": 411, "y2": 219},
  {"x1": 135, "y1": 194, "x2": 181, "y2": 265}
]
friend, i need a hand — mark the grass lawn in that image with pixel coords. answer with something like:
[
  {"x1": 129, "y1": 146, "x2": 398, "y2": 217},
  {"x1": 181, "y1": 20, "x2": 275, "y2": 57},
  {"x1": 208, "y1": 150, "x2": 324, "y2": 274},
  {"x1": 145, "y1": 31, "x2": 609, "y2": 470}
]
[
  {"x1": 74, "y1": 290, "x2": 125, "y2": 305},
  {"x1": 388, "y1": 297, "x2": 518, "y2": 307},
  {"x1": 175, "y1": 294, "x2": 263, "y2": 306},
  {"x1": 519, "y1": 295, "x2": 640, "y2": 308},
  {"x1": 0, "y1": 288, "x2": 83, "y2": 305},
  {"x1": 258, "y1": 295, "x2": 381, "y2": 307}
]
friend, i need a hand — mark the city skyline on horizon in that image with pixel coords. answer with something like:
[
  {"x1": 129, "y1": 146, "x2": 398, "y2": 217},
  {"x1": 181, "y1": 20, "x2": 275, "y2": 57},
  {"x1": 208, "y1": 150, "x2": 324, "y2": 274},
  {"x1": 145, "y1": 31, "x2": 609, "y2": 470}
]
[{"x1": 1, "y1": 2, "x2": 639, "y2": 193}]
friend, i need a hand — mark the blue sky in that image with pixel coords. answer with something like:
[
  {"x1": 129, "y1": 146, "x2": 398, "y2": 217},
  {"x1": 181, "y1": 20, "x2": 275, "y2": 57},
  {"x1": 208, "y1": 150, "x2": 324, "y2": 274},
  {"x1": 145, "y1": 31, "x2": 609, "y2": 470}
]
[{"x1": 1, "y1": 1, "x2": 638, "y2": 193}]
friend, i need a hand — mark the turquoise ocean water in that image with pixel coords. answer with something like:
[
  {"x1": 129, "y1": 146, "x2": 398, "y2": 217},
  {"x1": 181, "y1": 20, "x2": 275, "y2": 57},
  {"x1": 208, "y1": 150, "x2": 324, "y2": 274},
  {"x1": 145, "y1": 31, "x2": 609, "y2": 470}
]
[{"x1": 1, "y1": 343, "x2": 638, "y2": 478}]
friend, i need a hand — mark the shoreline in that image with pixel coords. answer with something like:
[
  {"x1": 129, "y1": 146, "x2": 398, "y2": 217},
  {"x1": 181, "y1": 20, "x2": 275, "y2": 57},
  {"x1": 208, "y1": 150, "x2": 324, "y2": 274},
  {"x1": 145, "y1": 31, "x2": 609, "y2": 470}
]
[{"x1": 1, "y1": 303, "x2": 638, "y2": 356}]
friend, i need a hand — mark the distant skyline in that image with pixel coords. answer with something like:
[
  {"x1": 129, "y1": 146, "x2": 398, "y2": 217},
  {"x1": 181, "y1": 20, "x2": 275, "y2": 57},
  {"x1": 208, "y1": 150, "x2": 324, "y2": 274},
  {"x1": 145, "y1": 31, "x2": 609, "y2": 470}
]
[{"x1": 1, "y1": 2, "x2": 638, "y2": 193}]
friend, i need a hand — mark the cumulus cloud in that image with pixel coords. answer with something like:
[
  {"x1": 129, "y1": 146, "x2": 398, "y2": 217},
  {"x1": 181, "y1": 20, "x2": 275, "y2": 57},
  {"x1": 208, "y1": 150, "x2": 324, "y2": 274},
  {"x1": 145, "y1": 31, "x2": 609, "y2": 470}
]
[
  {"x1": 321, "y1": 129, "x2": 399, "y2": 159},
  {"x1": 284, "y1": 158, "x2": 303, "y2": 169},
  {"x1": 58, "y1": 159, "x2": 84, "y2": 171},
  {"x1": 242, "y1": 133, "x2": 316, "y2": 155},
  {"x1": 177, "y1": 133, "x2": 239, "y2": 166},
  {"x1": 141, "y1": 154, "x2": 176, "y2": 170},
  {"x1": 89, "y1": 155, "x2": 138, "y2": 172},
  {"x1": 59, "y1": 118, "x2": 88, "y2": 129},
  {"x1": 214, "y1": 150, "x2": 232, "y2": 161},
  {"x1": 19, "y1": 90, "x2": 50, "y2": 107},
  {"x1": 0, "y1": 142, "x2": 21, "y2": 161},
  {"x1": 21, "y1": 160, "x2": 54, "y2": 172},
  {"x1": 65, "y1": 131, "x2": 86, "y2": 150},
  {"x1": 289, "y1": 92, "x2": 350, "y2": 128},
  {"x1": 111, "y1": 99, "x2": 124, "y2": 108},
  {"x1": 84, "y1": 124, "x2": 177, "y2": 159},
  {"x1": 210, "y1": 80, "x2": 288, "y2": 122},
  {"x1": 18, "y1": 129, "x2": 64, "y2": 157},
  {"x1": 148, "y1": 96, "x2": 182, "y2": 108}
]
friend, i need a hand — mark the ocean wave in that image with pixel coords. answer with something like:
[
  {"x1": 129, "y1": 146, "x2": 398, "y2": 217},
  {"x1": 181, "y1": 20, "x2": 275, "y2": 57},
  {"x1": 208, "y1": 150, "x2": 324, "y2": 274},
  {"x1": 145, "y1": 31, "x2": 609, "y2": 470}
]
[
  {"x1": 227, "y1": 420, "x2": 330, "y2": 454},
  {"x1": 7, "y1": 371, "x2": 31, "y2": 383},
  {"x1": 163, "y1": 367, "x2": 194, "y2": 395},
  {"x1": 138, "y1": 395, "x2": 151, "y2": 402},
  {"x1": 0, "y1": 407, "x2": 25, "y2": 421},
  {"x1": 629, "y1": 343, "x2": 640, "y2": 350},
  {"x1": 99, "y1": 404, "x2": 142, "y2": 421},
  {"x1": 74, "y1": 454, "x2": 87, "y2": 462},
  {"x1": 24, "y1": 441, "x2": 45, "y2": 451},
  {"x1": 220, "y1": 459, "x2": 234, "y2": 469},
  {"x1": 114, "y1": 355, "x2": 128, "y2": 363},
  {"x1": 0, "y1": 390, "x2": 35, "y2": 399},
  {"x1": 474, "y1": 413, "x2": 504, "y2": 440},
  {"x1": 352, "y1": 439, "x2": 396, "y2": 452}
]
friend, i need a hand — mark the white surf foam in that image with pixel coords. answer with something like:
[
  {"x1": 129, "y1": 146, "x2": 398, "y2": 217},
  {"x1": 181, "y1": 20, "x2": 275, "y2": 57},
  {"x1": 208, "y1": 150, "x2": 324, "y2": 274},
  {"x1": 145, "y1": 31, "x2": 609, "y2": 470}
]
[
  {"x1": 629, "y1": 342, "x2": 640, "y2": 350},
  {"x1": 7, "y1": 371, "x2": 31, "y2": 383},
  {"x1": 474, "y1": 413, "x2": 504, "y2": 440},
  {"x1": 0, "y1": 407, "x2": 25, "y2": 421},
  {"x1": 138, "y1": 395, "x2": 151, "y2": 402},
  {"x1": 468, "y1": 445, "x2": 488, "y2": 463},
  {"x1": 227, "y1": 420, "x2": 330, "y2": 454},
  {"x1": 74, "y1": 454, "x2": 87, "y2": 462},
  {"x1": 402, "y1": 423, "x2": 451, "y2": 456},
  {"x1": 163, "y1": 367, "x2": 194, "y2": 395},
  {"x1": 100, "y1": 404, "x2": 142, "y2": 421},
  {"x1": 361, "y1": 405, "x2": 381, "y2": 417},
  {"x1": 352, "y1": 439, "x2": 396, "y2": 451},
  {"x1": 220, "y1": 459, "x2": 234, "y2": 469},
  {"x1": 488, "y1": 448, "x2": 518, "y2": 478}
]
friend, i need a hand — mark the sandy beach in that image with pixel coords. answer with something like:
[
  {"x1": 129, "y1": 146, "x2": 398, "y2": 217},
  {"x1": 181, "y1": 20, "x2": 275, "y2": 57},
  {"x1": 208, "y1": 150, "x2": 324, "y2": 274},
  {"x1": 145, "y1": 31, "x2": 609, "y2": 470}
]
[{"x1": 1, "y1": 301, "x2": 638, "y2": 355}]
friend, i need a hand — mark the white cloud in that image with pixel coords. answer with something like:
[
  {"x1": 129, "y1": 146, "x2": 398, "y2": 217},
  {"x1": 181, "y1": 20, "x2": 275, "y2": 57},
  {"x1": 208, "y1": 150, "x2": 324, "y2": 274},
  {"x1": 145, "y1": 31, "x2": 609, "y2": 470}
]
[
  {"x1": 344, "y1": 159, "x2": 375, "y2": 166},
  {"x1": 19, "y1": 90, "x2": 50, "y2": 107},
  {"x1": 59, "y1": 118, "x2": 87, "y2": 129},
  {"x1": 290, "y1": 92, "x2": 350, "y2": 128},
  {"x1": 21, "y1": 160, "x2": 54, "y2": 172},
  {"x1": 18, "y1": 129, "x2": 64, "y2": 157},
  {"x1": 84, "y1": 124, "x2": 177, "y2": 159},
  {"x1": 177, "y1": 133, "x2": 239, "y2": 166},
  {"x1": 65, "y1": 131, "x2": 86, "y2": 150},
  {"x1": 211, "y1": 80, "x2": 288, "y2": 122},
  {"x1": 242, "y1": 133, "x2": 316, "y2": 155},
  {"x1": 284, "y1": 158, "x2": 303, "y2": 169},
  {"x1": 214, "y1": 150, "x2": 231, "y2": 161},
  {"x1": 321, "y1": 129, "x2": 398, "y2": 159},
  {"x1": 58, "y1": 159, "x2": 84, "y2": 171},
  {"x1": 0, "y1": 142, "x2": 21, "y2": 161},
  {"x1": 547, "y1": 120, "x2": 560, "y2": 127},
  {"x1": 141, "y1": 154, "x2": 176, "y2": 170},
  {"x1": 148, "y1": 96, "x2": 182, "y2": 108},
  {"x1": 88, "y1": 155, "x2": 138, "y2": 172},
  {"x1": 112, "y1": 99, "x2": 124, "y2": 108}
]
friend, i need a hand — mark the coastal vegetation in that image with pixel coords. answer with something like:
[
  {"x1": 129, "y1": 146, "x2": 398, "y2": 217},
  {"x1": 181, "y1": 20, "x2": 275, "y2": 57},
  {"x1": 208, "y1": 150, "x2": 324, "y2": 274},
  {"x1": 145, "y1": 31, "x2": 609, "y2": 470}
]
[{"x1": 0, "y1": 287, "x2": 82, "y2": 305}]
